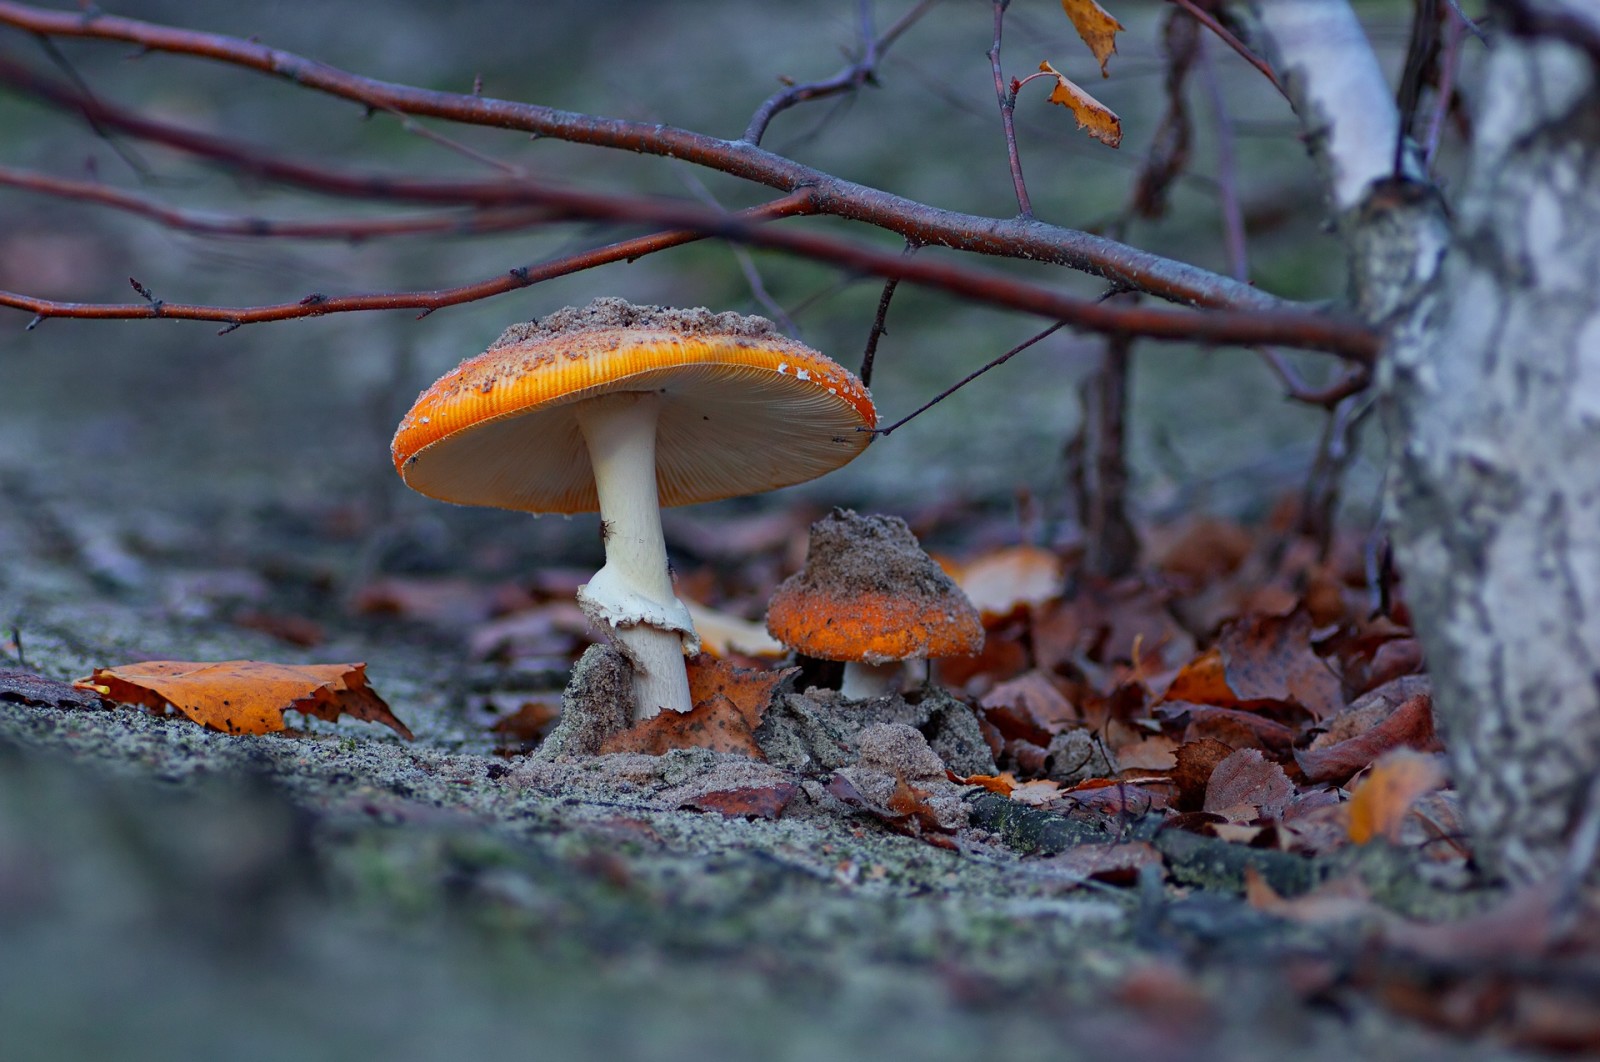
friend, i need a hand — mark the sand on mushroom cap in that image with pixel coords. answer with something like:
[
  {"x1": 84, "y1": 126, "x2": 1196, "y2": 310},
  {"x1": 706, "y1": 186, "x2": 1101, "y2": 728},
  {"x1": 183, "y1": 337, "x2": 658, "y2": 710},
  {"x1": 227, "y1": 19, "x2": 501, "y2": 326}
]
[
  {"x1": 392, "y1": 298, "x2": 876, "y2": 721},
  {"x1": 766, "y1": 509, "x2": 984, "y2": 698}
]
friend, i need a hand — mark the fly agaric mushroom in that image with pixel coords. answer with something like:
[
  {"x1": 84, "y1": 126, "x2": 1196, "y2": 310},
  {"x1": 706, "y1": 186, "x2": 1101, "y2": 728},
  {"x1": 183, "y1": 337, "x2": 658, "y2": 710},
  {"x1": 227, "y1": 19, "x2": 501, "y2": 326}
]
[
  {"x1": 391, "y1": 298, "x2": 875, "y2": 720},
  {"x1": 766, "y1": 509, "x2": 984, "y2": 698}
]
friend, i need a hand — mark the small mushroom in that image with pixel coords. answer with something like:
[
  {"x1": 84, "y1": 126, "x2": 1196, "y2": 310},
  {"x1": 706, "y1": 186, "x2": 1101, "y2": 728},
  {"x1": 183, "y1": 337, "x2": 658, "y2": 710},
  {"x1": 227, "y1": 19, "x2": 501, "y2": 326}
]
[
  {"x1": 391, "y1": 298, "x2": 875, "y2": 720},
  {"x1": 766, "y1": 509, "x2": 984, "y2": 698}
]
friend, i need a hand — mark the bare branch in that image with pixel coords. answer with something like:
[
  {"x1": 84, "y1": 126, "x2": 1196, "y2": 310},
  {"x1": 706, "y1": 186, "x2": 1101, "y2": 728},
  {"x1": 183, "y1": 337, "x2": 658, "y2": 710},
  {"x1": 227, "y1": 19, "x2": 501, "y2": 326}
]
[
  {"x1": 0, "y1": 163, "x2": 549, "y2": 240},
  {"x1": 1167, "y1": 0, "x2": 1286, "y2": 98},
  {"x1": 742, "y1": 0, "x2": 938, "y2": 144},
  {"x1": 869, "y1": 321, "x2": 1068, "y2": 437},
  {"x1": 988, "y1": 0, "x2": 1032, "y2": 218},
  {"x1": 0, "y1": 2, "x2": 1281, "y2": 312}
]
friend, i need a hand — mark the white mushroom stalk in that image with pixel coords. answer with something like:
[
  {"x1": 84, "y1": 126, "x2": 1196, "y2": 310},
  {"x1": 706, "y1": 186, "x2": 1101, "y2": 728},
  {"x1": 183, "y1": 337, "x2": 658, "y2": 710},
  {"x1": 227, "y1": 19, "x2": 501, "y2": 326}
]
[
  {"x1": 839, "y1": 660, "x2": 905, "y2": 700},
  {"x1": 573, "y1": 390, "x2": 697, "y2": 719}
]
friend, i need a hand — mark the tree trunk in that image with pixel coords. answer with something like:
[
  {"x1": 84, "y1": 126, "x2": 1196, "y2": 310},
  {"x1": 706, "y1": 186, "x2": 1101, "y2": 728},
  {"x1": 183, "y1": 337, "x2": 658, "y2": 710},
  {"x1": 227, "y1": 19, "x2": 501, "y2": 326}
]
[{"x1": 1385, "y1": 27, "x2": 1600, "y2": 882}]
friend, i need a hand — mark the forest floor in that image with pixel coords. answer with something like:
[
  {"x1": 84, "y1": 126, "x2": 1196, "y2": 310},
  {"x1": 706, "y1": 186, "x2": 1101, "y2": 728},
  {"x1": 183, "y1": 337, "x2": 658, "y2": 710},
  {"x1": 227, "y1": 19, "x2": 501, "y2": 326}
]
[{"x1": 0, "y1": 459, "x2": 1587, "y2": 1062}]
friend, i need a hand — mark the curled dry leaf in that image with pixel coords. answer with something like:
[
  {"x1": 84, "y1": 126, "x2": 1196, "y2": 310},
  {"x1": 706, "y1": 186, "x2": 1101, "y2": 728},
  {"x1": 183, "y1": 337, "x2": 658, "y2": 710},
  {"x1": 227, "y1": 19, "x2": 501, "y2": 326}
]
[
  {"x1": 1346, "y1": 749, "x2": 1446, "y2": 845},
  {"x1": 75, "y1": 660, "x2": 412, "y2": 739},
  {"x1": 1059, "y1": 0, "x2": 1124, "y2": 77},
  {"x1": 1038, "y1": 61, "x2": 1122, "y2": 148},
  {"x1": 1297, "y1": 683, "x2": 1438, "y2": 784}
]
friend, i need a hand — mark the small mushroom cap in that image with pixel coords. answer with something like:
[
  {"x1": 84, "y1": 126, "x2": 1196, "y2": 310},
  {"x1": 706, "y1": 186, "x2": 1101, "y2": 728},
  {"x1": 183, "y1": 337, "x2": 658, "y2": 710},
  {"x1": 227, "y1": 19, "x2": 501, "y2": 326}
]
[
  {"x1": 766, "y1": 509, "x2": 985, "y2": 664},
  {"x1": 392, "y1": 299, "x2": 876, "y2": 513}
]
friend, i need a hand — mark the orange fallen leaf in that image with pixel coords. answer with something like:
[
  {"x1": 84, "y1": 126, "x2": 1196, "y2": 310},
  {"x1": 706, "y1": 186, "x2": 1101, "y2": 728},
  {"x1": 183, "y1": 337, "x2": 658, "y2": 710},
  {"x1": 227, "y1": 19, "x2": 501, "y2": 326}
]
[
  {"x1": 76, "y1": 660, "x2": 411, "y2": 739},
  {"x1": 1347, "y1": 749, "x2": 1446, "y2": 844},
  {"x1": 1038, "y1": 61, "x2": 1122, "y2": 147},
  {"x1": 599, "y1": 655, "x2": 796, "y2": 759},
  {"x1": 957, "y1": 770, "x2": 1018, "y2": 796},
  {"x1": 1163, "y1": 612, "x2": 1344, "y2": 721},
  {"x1": 1060, "y1": 0, "x2": 1123, "y2": 76}
]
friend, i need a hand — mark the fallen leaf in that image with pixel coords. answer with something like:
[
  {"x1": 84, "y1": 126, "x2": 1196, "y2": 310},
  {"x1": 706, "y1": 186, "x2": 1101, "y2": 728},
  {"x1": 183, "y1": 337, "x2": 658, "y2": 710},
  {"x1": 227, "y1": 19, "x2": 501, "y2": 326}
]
[
  {"x1": 681, "y1": 783, "x2": 798, "y2": 820},
  {"x1": 1203, "y1": 747, "x2": 1293, "y2": 822},
  {"x1": 946, "y1": 545, "x2": 1063, "y2": 619},
  {"x1": 1346, "y1": 749, "x2": 1446, "y2": 844},
  {"x1": 957, "y1": 771, "x2": 1018, "y2": 796},
  {"x1": 980, "y1": 670, "x2": 1079, "y2": 736},
  {"x1": 685, "y1": 653, "x2": 798, "y2": 723},
  {"x1": 1038, "y1": 61, "x2": 1122, "y2": 147},
  {"x1": 488, "y1": 697, "x2": 562, "y2": 744},
  {"x1": 1059, "y1": 0, "x2": 1123, "y2": 76},
  {"x1": 76, "y1": 660, "x2": 411, "y2": 739},
  {"x1": 1170, "y1": 737, "x2": 1235, "y2": 811},
  {"x1": 1163, "y1": 611, "x2": 1344, "y2": 721},
  {"x1": 600, "y1": 694, "x2": 766, "y2": 759},
  {"x1": 1298, "y1": 687, "x2": 1438, "y2": 783}
]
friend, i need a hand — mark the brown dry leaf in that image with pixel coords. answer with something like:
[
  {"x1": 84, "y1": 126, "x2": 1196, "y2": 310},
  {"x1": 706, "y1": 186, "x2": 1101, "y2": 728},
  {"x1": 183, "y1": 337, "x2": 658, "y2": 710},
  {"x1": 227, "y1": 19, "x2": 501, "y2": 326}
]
[
  {"x1": 1203, "y1": 747, "x2": 1293, "y2": 822},
  {"x1": 1164, "y1": 611, "x2": 1344, "y2": 721},
  {"x1": 681, "y1": 783, "x2": 798, "y2": 820},
  {"x1": 600, "y1": 655, "x2": 795, "y2": 759},
  {"x1": 1059, "y1": 0, "x2": 1124, "y2": 77},
  {"x1": 1347, "y1": 749, "x2": 1446, "y2": 844},
  {"x1": 1038, "y1": 61, "x2": 1122, "y2": 147},
  {"x1": 1170, "y1": 737, "x2": 1235, "y2": 811},
  {"x1": 76, "y1": 660, "x2": 411, "y2": 739},
  {"x1": 957, "y1": 771, "x2": 1018, "y2": 796},
  {"x1": 980, "y1": 670, "x2": 1079, "y2": 736},
  {"x1": 1297, "y1": 685, "x2": 1438, "y2": 783},
  {"x1": 685, "y1": 653, "x2": 797, "y2": 723},
  {"x1": 600, "y1": 693, "x2": 765, "y2": 759}
]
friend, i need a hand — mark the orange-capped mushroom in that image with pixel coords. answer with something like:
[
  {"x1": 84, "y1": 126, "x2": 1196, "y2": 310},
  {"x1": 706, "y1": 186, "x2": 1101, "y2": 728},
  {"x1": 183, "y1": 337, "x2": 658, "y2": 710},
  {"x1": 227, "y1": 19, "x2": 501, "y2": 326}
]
[
  {"x1": 766, "y1": 509, "x2": 983, "y2": 698},
  {"x1": 392, "y1": 299, "x2": 875, "y2": 720}
]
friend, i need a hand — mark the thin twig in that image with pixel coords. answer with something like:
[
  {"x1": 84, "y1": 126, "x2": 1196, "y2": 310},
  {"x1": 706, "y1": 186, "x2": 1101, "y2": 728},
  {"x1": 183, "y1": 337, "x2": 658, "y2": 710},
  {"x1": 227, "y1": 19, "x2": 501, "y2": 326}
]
[
  {"x1": 988, "y1": 0, "x2": 1032, "y2": 217},
  {"x1": 1167, "y1": 0, "x2": 1287, "y2": 99},
  {"x1": 1442, "y1": 0, "x2": 1491, "y2": 43},
  {"x1": 1423, "y1": 11, "x2": 1465, "y2": 168},
  {"x1": 859, "y1": 241, "x2": 919, "y2": 385},
  {"x1": 0, "y1": 163, "x2": 550, "y2": 240},
  {"x1": 867, "y1": 321, "x2": 1068, "y2": 437},
  {"x1": 678, "y1": 170, "x2": 797, "y2": 334},
  {"x1": 1254, "y1": 345, "x2": 1373, "y2": 406},
  {"x1": 1197, "y1": 38, "x2": 1247, "y2": 282},
  {"x1": 742, "y1": 0, "x2": 937, "y2": 145}
]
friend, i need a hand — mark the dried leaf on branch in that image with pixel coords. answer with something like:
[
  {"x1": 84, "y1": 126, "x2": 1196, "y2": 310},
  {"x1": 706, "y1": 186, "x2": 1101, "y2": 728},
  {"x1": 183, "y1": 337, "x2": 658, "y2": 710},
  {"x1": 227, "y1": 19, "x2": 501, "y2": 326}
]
[
  {"x1": 1037, "y1": 61, "x2": 1123, "y2": 148},
  {"x1": 1059, "y1": 0, "x2": 1124, "y2": 77}
]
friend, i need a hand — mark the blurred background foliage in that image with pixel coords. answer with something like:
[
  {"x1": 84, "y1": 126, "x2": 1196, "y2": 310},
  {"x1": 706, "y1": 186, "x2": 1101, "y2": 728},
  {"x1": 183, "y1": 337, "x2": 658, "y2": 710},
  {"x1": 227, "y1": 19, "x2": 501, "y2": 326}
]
[{"x1": 0, "y1": 0, "x2": 1420, "y2": 573}]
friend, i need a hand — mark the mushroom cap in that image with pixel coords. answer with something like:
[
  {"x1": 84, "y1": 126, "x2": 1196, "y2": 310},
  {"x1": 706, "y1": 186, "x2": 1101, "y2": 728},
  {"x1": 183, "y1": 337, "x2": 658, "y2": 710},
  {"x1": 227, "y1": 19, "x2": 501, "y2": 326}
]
[
  {"x1": 391, "y1": 299, "x2": 876, "y2": 513},
  {"x1": 766, "y1": 509, "x2": 985, "y2": 664}
]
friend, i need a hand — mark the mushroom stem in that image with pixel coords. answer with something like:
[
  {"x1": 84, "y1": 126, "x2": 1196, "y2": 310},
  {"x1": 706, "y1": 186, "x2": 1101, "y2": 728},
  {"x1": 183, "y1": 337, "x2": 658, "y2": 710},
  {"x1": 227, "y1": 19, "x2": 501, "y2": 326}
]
[
  {"x1": 574, "y1": 391, "x2": 697, "y2": 720},
  {"x1": 840, "y1": 660, "x2": 905, "y2": 699}
]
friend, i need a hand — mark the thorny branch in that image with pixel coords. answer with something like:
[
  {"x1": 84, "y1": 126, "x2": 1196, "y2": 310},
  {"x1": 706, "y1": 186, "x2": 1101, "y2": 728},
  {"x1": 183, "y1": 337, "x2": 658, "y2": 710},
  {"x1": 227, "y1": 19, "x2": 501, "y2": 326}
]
[{"x1": 0, "y1": 2, "x2": 1277, "y2": 312}]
